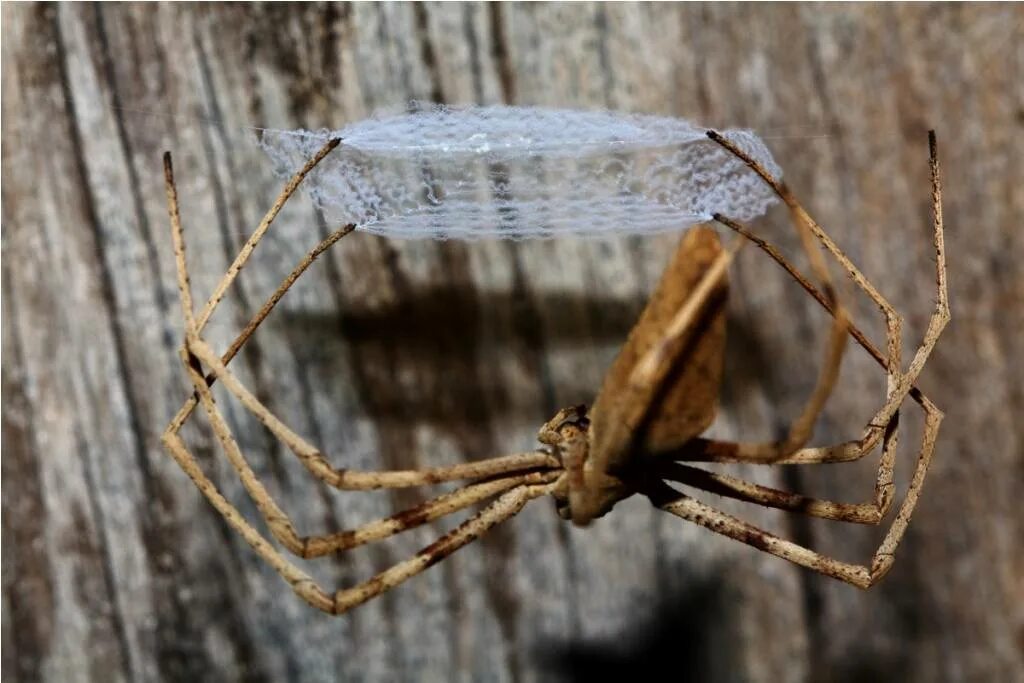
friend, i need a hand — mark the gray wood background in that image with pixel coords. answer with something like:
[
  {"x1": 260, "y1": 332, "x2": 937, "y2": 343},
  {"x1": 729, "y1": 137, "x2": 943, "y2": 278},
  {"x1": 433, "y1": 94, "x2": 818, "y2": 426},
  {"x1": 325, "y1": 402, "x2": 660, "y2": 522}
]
[{"x1": 3, "y1": 3, "x2": 1022, "y2": 682}]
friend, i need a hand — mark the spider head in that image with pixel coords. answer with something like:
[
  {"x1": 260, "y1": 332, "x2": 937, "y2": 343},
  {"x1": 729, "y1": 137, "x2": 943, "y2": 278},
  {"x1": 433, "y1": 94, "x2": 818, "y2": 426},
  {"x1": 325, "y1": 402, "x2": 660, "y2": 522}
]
[
  {"x1": 539, "y1": 406, "x2": 631, "y2": 526},
  {"x1": 538, "y1": 404, "x2": 590, "y2": 447}
]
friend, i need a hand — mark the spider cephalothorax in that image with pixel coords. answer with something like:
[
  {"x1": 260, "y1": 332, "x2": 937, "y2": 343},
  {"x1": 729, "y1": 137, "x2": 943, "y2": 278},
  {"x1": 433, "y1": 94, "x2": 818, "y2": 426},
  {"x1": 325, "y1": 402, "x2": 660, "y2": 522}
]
[
  {"x1": 161, "y1": 118, "x2": 948, "y2": 615},
  {"x1": 539, "y1": 404, "x2": 632, "y2": 525}
]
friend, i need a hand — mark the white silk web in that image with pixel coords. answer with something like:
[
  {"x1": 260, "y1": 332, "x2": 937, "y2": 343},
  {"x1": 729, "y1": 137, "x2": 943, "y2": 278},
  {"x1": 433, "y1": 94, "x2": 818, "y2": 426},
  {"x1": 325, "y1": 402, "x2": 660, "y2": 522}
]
[{"x1": 258, "y1": 102, "x2": 782, "y2": 239}]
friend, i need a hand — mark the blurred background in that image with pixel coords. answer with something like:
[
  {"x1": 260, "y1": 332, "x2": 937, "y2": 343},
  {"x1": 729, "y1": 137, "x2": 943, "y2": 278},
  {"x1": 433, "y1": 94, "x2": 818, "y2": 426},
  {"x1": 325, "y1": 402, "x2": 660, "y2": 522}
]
[{"x1": 2, "y1": 3, "x2": 1021, "y2": 682}]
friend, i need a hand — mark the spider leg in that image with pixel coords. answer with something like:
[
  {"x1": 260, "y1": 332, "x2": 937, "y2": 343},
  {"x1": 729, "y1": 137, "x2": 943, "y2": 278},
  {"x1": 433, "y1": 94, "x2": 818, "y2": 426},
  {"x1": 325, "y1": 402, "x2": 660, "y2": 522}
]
[
  {"x1": 647, "y1": 400, "x2": 940, "y2": 588},
  {"x1": 300, "y1": 471, "x2": 558, "y2": 557},
  {"x1": 167, "y1": 152, "x2": 558, "y2": 540},
  {"x1": 646, "y1": 481, "x2": 870, "y2": 586},
  {"x1": 329, "y1": 482, "x2": 553, "y2": 615},
  {"x1": 189, "y1": 334, "x2": 559, "y2": 488},
  {"x1": 177, "y1": 333, "x2": 557, "y2": 610},
  {"x1": 708, "y1": 131, "x2": 857, "y2": 460},
  {"x1": 702, "y1": 131, "x2": 948, "y2": 459},
  {"x1": 660, "y1": 221, "x2": 939, "y2": 533},
  {"x1": 659, "y1": 414, "x2": 898, "y2": 524},
  {"x1": 195, "y1": 137, "x2": 341, "y2": 333},
  {"x1": 162, "y1": 150, "x2": 328, "y2": 608},
  {"x1": 159, "y1": 430, "x2": 332, "y2": 610},
  {"x1": 162, "y1": 425, "x2": 554, "y2": 615}
]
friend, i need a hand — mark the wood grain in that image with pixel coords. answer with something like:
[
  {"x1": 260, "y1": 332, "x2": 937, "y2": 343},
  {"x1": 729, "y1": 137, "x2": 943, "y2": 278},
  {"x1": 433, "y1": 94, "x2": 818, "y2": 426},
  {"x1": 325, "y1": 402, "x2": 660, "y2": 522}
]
[{"x1": 2, "y1": 3, "x2": 1021, "y2": 682}]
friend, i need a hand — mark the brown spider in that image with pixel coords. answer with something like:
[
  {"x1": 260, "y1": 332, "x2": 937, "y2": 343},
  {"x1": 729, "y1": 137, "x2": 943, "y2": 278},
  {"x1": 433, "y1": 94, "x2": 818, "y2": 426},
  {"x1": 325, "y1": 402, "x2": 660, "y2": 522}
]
[{"x1": 161, "y1": 130, "x2": 948, "y2": 615}]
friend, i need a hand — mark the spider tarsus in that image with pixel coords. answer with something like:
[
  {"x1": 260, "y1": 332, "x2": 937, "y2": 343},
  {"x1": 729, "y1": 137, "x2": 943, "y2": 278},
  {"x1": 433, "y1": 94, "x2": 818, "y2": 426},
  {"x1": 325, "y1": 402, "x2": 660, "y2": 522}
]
[{"x1": 163, "y1": 153, "x2": 176, "y2": 191}]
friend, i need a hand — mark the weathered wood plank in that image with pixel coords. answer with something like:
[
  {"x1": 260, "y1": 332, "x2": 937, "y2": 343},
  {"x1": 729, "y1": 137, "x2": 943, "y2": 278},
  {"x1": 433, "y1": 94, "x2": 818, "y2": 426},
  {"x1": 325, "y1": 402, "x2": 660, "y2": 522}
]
[{"x1": 3, "y1": 3, "x2": 1021, "y2": 682}]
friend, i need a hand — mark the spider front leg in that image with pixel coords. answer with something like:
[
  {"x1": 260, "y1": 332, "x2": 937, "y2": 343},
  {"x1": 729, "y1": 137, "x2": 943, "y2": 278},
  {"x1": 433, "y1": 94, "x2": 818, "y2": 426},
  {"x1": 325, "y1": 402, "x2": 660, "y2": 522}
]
[
  {"x1": 163, "y1": 134, "x2": 349, "y2": 475},
  {"x1": 185, "y1": 336, "x2": 557, "y2": 608}
]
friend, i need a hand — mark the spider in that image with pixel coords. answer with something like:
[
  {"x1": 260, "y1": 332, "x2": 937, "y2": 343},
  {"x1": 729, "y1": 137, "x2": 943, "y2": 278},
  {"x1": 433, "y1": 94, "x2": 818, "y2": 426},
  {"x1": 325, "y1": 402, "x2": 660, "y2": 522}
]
[{"x1": 161, "y1": 130, "x2": 948, "y2": 615}]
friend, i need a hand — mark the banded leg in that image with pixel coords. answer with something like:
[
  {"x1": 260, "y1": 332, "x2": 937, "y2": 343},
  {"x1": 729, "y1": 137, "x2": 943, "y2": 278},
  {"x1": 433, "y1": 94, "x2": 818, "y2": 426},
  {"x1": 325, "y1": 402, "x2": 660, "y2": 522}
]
[
  {"x1": 330, "y1": 482, "x2": 553, "y2": 615},
  {"x1": 300, "y1": 471, "x2": 558, "y2": 558},
  {"x1": 195, "y1": 137, "x2": 342, "y2": 332},
  {"x1": 663, "y1": 215, "x2": 904, "y2": 518},
  {"x1": 162, "y1": 428, "x2": 554, "y2": 614},
  {"x1": 165, "y1": 223, "x2": 354, "y2": 446},
  {"x1": 659, "y1": 413, "x2": 898, "y2": 524},
  {"x1": 648, "y1": 398, "x2": 940, "y2": 588},
  {"x1": 709, "y1": 128, "x2": 907, "y2": 402},
  {"x1": 710, "y1": 131, "x2": 902, "y2": 461},
  {"x1": 192, "y1": 356, "x2": 554, "y2": 557},
  {"x1": 192, "y1": 333, "x2": 558, "y2": 488}
]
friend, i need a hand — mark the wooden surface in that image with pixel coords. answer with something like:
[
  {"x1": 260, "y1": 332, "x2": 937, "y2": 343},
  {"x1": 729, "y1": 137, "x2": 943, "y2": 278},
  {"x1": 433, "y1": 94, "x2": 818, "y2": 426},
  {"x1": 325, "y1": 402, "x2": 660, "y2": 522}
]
[{"x1": 3, "y1": 3, "x2": 1022, "y2": 682}]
